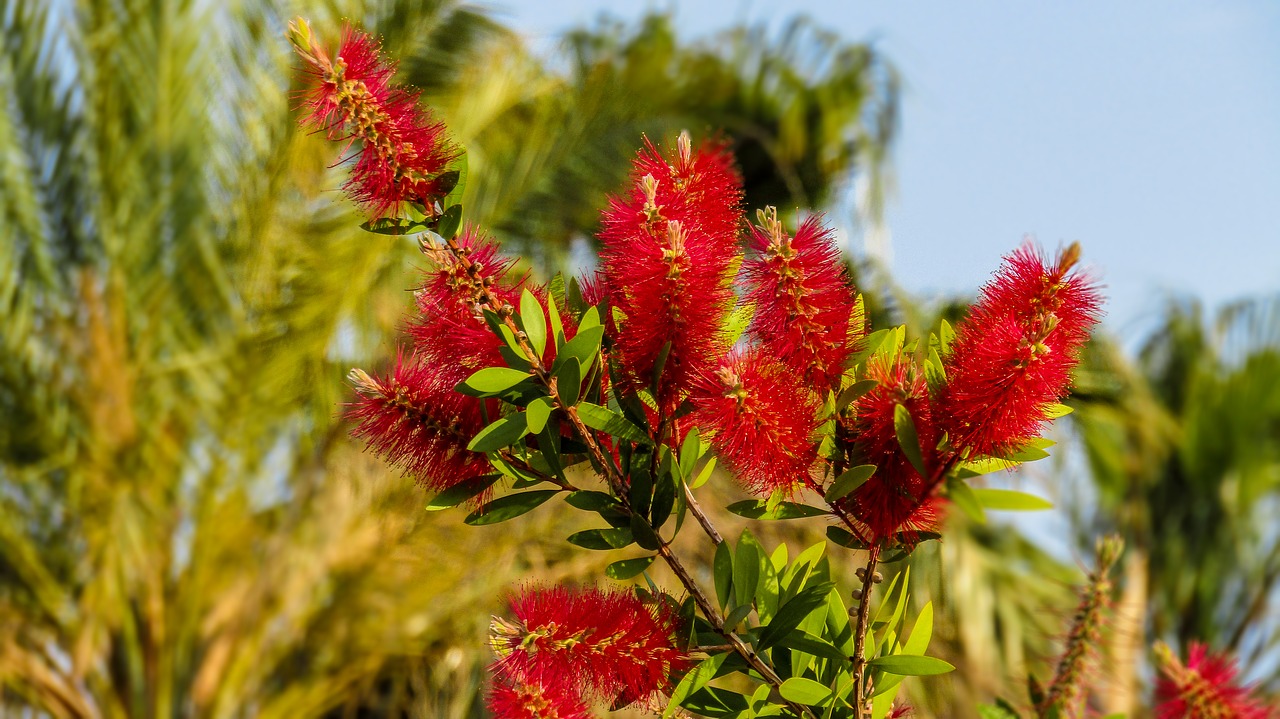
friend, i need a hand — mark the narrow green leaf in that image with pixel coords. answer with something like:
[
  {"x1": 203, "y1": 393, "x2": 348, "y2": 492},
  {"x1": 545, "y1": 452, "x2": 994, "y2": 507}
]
[
  {"x1": 947, "y1": 477, "x2": 987, "y2": 523},
  {"x1": 1044, "y1": 403, "x2": 1073, "y2": 418},
  {"x1": 691, "y1": 456, "x2": 717, "y2": 489},
  {"x1": 630, "y1": 514, "x2": 662, "y2": 551},
  {"x1": 725, "y1": 301, "x2": 755, "y2": 347},
  {"x1": 547, "y1": 294, "x2": 565, "y2": 348},
  {"x1": 836, "y1": 379, "x2": 878, "y2": 410},
  {"x1": 902, "y1": 602, "x2": 933, "y2": 656},
  {"x1": 866, "y1": 655, "x2": 955, "y2": 676},
  {"x1": 459, "y1": 366, "x2": 531, "y2": 395},
  {"x1": 664, "y1": 653, "x2": 729, "y2": 718},
  {"x1": 825, "y1": 465, "x2": 876, "y2": 502},
  {"x1": 727, "y1": 500, "x2": 828, "y2": 520},
  {"x1": 714, "y1": 540, "x2": 733, "y2": 611},
  {"x1": 775, "y1": 630, "x2": 847, "y2": 663},
  {"x1": 924, "y1": 346, "x2": 947, "y2": 392},
  {"x1": 826, "y1": 525, "x2": 868, "y2": 550},
  {"x1": 425, "y1": 474, "x2": 499, "y2": 511},
  {"x1": 723, "y1": 603, "x2": 752, "y2": 630},
  {"x1": 972, "y1": 488, "x2": 1054, "y2": 511},
  {"x1": 359, "y1": 217, "x2": 426, "y2": 235},
  {"x1": 467, "y1": 414, "x2": 529, "y2": 452},
  {"x1": 564, "y1": 490, "x2": 616, "y2": 512},
  {"x1": 556, "y1": 357, "x2": 581, "y2": 406},
  {"x1": 567, "y1": 527, "x2": 634, "y2": 550},
  {"x1": 442, "y1": 152, "x2": 467, "y2": 207},
  {"x1": 651, "y1": 340, "x2": 673, "y2": 394},
  {"x1": 733, "y1": 531, "x2": 760, "y2": 609},
  {"x1": 678, "y1": 427, "x2": 703, "y2": 481},
  {"x1": 525, "y1": 396, "x2": 553, "y2": 434},
  {"x1": 606, "y1": 555, "x2": 655, "y2": 580},
  {"x1": 464, "y1": 490, "x2": 557, "y2": 525},
  {"x1": 1001, "y1": 441, "x2": 1052, "y2": 462},
  {"x1": 437, "y1": 203, "x2": 462, "y2": 239},
  {"x1": 758, "y1": 583, "x2": 835, "y2": 649},
  {"x1": 520, "y1": 289, "x2": 547, "y2": 358},
  {"x1": 577, "y1": 401, "x2": 648, "y2": 443},
  {"x1": 893, "y1": 404, "x2": 928, "y2": 477},
  {"x1": 558, "y1": 325, "x2": 604, "y2": 370},
  {"x1": 779, "y1": 677, "x2": 832, "y2": 706},
  {"x1": 938, "y1": 318, "x2": 955, "y2": 356},
  {"x1": 977, "y1": 704, "x2": 1021, "y2": 719}
]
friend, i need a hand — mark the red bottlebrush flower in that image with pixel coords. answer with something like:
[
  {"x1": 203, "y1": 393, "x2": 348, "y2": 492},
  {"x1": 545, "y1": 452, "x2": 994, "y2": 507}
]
[
  {"x1": 938, "y1": 242, "x2": 1102, "y2": 458},
  {"x1": 688, "y1": 348, "x2": 820, "y2": 495},
  {"x1": 841, "y1": 356, "x2": 944, "y2": 543},
  {"x1": 598, "y1": 133, "x2": 744, "y2": 412},
  {"x1": 743, "y1": 210, "x2": 860, "y2": 392},
  {"x1": 487, "y1": 677, "x2": 592, "y2": 719},
  {"x1": 347, "y1": 351, "x2": 490, "y2": 492},
  {"x1": 289, "y1": 21, "x2": 457, "y2": 217},
  {"x1": 1155, "y1": 642, "x2": 1274, "y2": 719},
  {"x1": 490, "y1": 585, "x2": 691, "y2": 707},
  {"x1": 406, "y1": 227, "x2": 526, "y2": 374}
]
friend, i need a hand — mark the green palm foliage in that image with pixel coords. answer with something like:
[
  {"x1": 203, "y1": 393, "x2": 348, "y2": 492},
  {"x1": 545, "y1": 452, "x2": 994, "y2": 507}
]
[
  {"x1": 1072, "y1": 298, "x2": 1280, "y2": 702},
  {"x1": 0, "y1": 0, "x2": 899, "y2": 715}
]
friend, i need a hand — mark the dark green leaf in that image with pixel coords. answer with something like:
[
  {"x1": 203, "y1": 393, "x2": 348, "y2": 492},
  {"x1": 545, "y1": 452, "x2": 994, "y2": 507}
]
[
  {"x1": 564, "y1": 490, "x2": 617, "y2": 512},
  {"x1": 436, "y1": 203, "x2": 462, "y2": 239},
  {"x1": 727, "y1": 500, "x2": 828, "y2": 520},
  {"x1": 758, "y1": 583, "x2": 835, "y2": 649},
  {"x1": 972, "y1": 488, "x2": 1053, "y2": 511},
  {"x1": 606, "y1": 555, "x2": 655, "y2": 580},
  {"x1": 467, "y1": 413, "x2": 529, "y2": 452},
  {"x1": 652, "y1": 340, "x2": 672, "y2": 394},
  {"x1": 630, "y1": 514, "x2": 662, "y2": 551},
  {"x1": 663, "y1": 653, "x2": 728, "y2": 718},
  {"x1": 556, "y1": 357, "x2": 581, "y2": 406},
  {"x1": 825, "y1": 465, "x2": 876, "y2": 502},
  {"x1": 359, "y1": 217, "x2": 426, "y2": 235},
  {"x1": 441, "y1": 152, "x2": 467, "y2": 207},
  {"x1": 866, "y1": 654, "x2": 955, "y2": 675},
  {"x1": 836, "y1": 379, "x2": 878, "y2": 410},
  {"x1": 464, "y1": 490, "x2": 557, "y2": 525},
  {"x1": 683, "y1": 687, "x2": 749, "y2": 717},
  {"x1": 826, "y1": 525, "x2": 868, "y2": 550},
  {"x1": 651, "y1": 466, "x2": 677, "y2": 529},
  {"x1": 567, "y1": 527, "x2": 633, "y2": 550},
  {"x1": 425, "y1": 474, "x2": 499, "y2": 511},
  {"x1": 775, "y1": 630, "x2": 848, "y2": 663},
  {"x1": 713, "y1": 541, "x2": 733, "y2": 611},
  {"x1": 733, "y1": 531, "x2": 761, "y2": 609}
]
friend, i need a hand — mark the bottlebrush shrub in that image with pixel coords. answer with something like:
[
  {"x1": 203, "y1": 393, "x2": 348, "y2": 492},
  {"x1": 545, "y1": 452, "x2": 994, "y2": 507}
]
[{"x1": 285, "y1": 18, "x2": 1267, "y2": 719}]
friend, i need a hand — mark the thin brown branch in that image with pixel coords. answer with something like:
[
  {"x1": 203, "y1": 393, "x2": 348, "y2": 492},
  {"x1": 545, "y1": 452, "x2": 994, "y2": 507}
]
[{"x1": 851, "y1": 543, "x2": 881, "y2": 718}]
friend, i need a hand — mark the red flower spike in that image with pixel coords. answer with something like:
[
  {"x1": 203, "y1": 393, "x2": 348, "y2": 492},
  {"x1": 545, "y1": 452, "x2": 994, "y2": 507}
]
[
  {"x1": 346, "y1": 352, "x2": 490, "y2": 492},
  {"x1": 487, "y1": 677, "x2": 592, "y2": 719},
  {"x1": 599, "y1": 133, "x2": 744, "y2": 412},
  {"x1": 688, "y1": 349, "x2": 820, "y2": 496},
  {"x1": 1155, "y1": 642, "x2": 1274, "y2": 719},
  {"x1": 290, "y1": 22, "x2": 457, "y2": 217},
  {"x1": 841, "y1": 356, "x2": 944, "y2": 543},
  {"x1": 743, "y1": 209, "x2": 860, "y2": 392},
  {"x1": 406, "y1": 228, "x2": 529, "y2": 374},
  {"x1": 490, "y1": 585, "x2": 691, "y2": 708},
  {"x1": 938, "y1": 242, "x2": 1102, "y2": 458}
]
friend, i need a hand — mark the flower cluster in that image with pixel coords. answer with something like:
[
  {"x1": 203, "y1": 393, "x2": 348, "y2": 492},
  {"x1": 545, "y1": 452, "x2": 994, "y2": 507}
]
[
  {"x1": 1154, "y1": 642, "x2": 1274, "y2": 719},
  {"x1": 488, "y1": 586, "x2": 690, "y2": 716},
  {"x1": 288, "y1": 19, "x2": 456, "y2": 217}
]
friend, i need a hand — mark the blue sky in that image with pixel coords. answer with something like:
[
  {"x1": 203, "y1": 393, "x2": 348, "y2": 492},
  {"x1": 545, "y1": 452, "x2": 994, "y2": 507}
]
[{"x1": 495, "y1": 0, "x2": 1280, "y2": 336}]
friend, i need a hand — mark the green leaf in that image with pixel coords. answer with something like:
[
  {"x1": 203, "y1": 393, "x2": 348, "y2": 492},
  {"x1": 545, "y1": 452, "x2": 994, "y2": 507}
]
[
  {"x1": 558, "y1": 325, "x2": 604, "y2": 370},
  {"x1": 630, "y1": 514, "x2": 662, "y2": 551},
  {"x1": 1044, "y1": 402, "x2": 1073, "y2": 418},
  {"x1": 727, "y1": 500, "x2": 828, "y2": 520},
  {"x1": 359, "y1": 217, "x2": 427, "y2": 235},
  {"x1": 1001, "y1": 440, "x2": 1052, "y2": 462},
  {"x1": 547, "y1": 292, "x2": 565, "y2": 347},
  {"x1": 977, "y1": 704, "x2": 1022, "y2": 719},
  {"x1": 723, "y1": 603, "x2": 752, "y2": 630},
  {"x1": 775, "y1": 630, "x2": 848, "y2": 663},
  {"x1": 577, "y1": 401, "x2": 648, "y2": 443},
  {"x1": 836, "y1": 379, "x2": 878, "y2": 410},
  {"x1": 520, "y1": 289, "x2": 547, "y2": 358},
  {"x1": 437, "y1": 203, "x2": 463, "y2": 239},
  {"x1": 946, "y1": 477, "x2": 987, "y2": 523},
  {"x1": 459, "y1": 367, "x2": 531, "y2": 395},
  {"x1": 714, "y1": 540, "x2": 733, "y2": 611},
  {"x1": 464, "y1": 490, "x2": 557, "y2": 525},
  {"x1": 606, "y1": 555, "x2": 655, "y2": 580},
  {"x1": 725, "y1": 301, "x2": 755, "y2": 347},
  {"x1": 525, "y1": 396, "x2": 553, "y2": 434},
  {"x1": 825, "y1": 465, "x2": 876, "y2": 502},
  {"x1": 442, "y1": 152, "x2": 467, "y2": 207},
  {"x1": 733, "y1": 531, "x2": 761, "y2": 609},
  {"x1": 924, "y1": 346, "x2": 947, "y2": 393},
  {"x1": 893, "y1": 404, "x2": 928, "y2": 477},
  {"x1": 564, "y1": 490, "x2": 616, "y2": 512},
  {"x1": 902, "y1": 601, "x2": 933, "y2": 656},
  {"x1": 758, "y1": 583, "x2": 835, "y2": 649},
  {"x1": 467, "y1": 414, "x2": 530, "y2": 452},
  {"x1": 691, "y1": 456, "x2": 717, "y2": 489},
  {"x1": 664, "y1": 653, "x2": 729, "y2": 718},
  {"x1": 866, "y1": 655, "x2": 954, "y2": 675},
  {"x1": 567, "y1": 527, "x2": 634, "y2": 550},
  {"x1": 678, "y1": 427, "x2": 703, "y2": 481},
  {"x1": 425, "y1": 474, "x2": 500, "y2": 511},
  {"x1": 937, "y1": 318, "x2": 955, "y2": 356},
  {"x1": 779, "y1": 677, "x2": 833, "y2": 706},
  {"x1": 651, "y1": 340, "x2": 673, "y2": 394},
  {"x1": 972, "y1": 488, "x2": 1054, "y2": 511},
  {"x1": 826, "y1": 525, "x2": 868, "y2": 550},
  {"x1": 556, "y1": 357, "x2": 581, "y2": 406}
]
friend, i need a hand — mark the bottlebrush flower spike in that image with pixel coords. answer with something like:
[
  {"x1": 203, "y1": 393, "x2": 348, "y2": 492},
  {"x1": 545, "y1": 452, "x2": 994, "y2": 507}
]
[
  {"x1": 1154, "y1": 642, "x2": 1274, "y2": 719},
  {"x1": 688, "y1": 348, "x2": 820, "y2": 495},
  {"x1": 489, "y1": 585, "x2": 691, "y2": 707},
  {"x1": 938, "y1": 242, "x2": 1102, "y2": 457},
  {"x1": 841, "y1": 355, "x2": 944, "y2": 543},
  {"x1": 289, "y1": 18, "x2": 457, "y2": 218},
  {"x1": 599, "y1": 133, "x2": 744, "y2": 411},
  {"x1": 406, "y1": 228, "x2": 528, "y2": 374},
  {"x1": 743, "y1": 208, "x2": 860, "y2": 392},
  {"x1": 487, "y1": 677, "x2": 592, "y2": 719},
  {"x1": 347, "y1": 352, "x2": 490, "y2": 492}
]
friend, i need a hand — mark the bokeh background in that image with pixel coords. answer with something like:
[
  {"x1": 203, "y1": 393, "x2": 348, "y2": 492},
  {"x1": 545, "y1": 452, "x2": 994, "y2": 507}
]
[{"x1": 0, "y1": 0, "x2": 1276, "y2": 717}]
